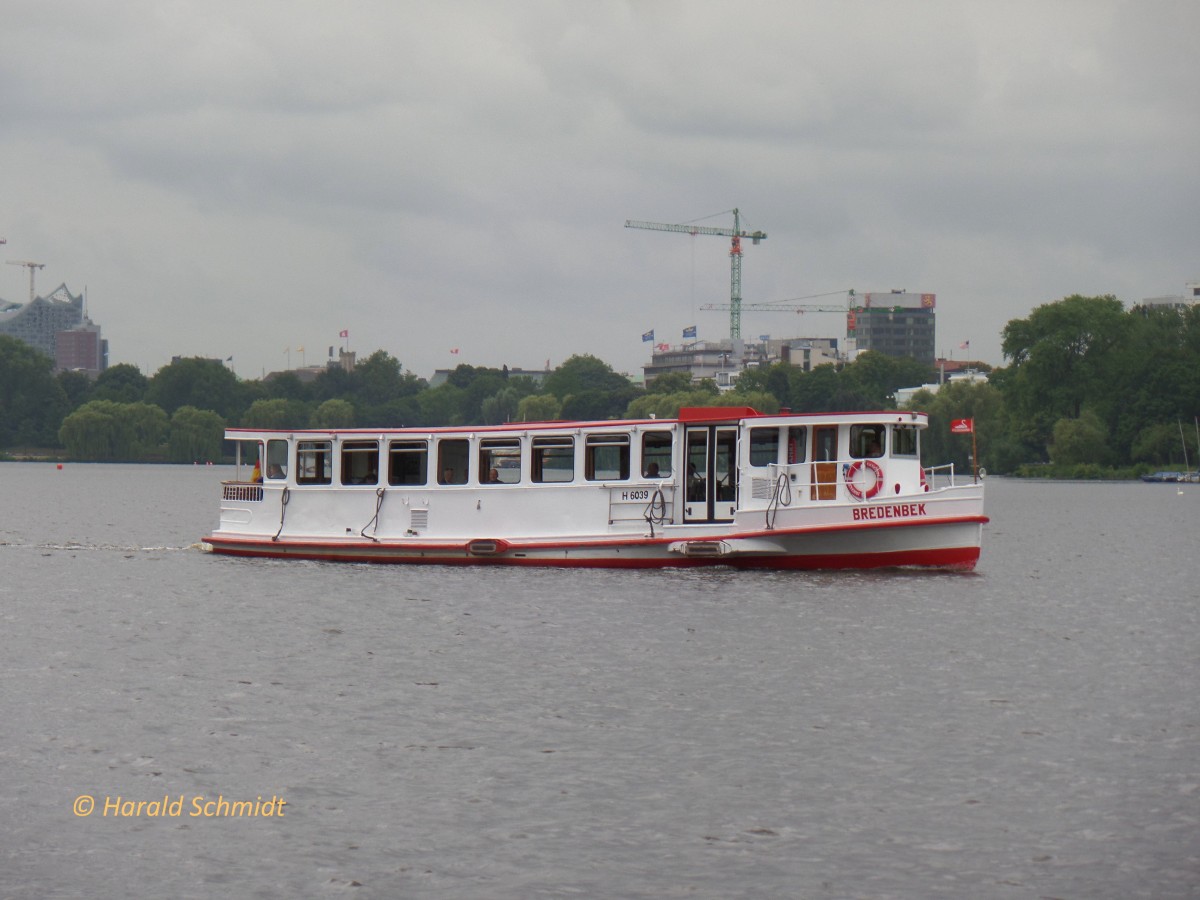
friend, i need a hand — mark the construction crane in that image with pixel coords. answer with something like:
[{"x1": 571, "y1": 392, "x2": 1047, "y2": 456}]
[
  {"x1": 700, "y1": 289, "x2": 858, "y2": 336},
  {"x1": 7, "y1": 260, "x2": 46, "y2": 302},
  {"x1": 625, "y1": 208, "x2": 766, "y2": 340}
]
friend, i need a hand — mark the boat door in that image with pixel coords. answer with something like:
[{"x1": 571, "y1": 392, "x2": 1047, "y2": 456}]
[
  {"x1": 812, "y1": 425, "x2": 838, "y2": 500},
  {"x1": 683, "y1": 425, "x2": 738, "y2": 523}
]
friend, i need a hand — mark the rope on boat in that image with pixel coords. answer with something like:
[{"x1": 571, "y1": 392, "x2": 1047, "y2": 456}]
[
  {"x1": 360, "y1": 487, "x2": 386, "y2": 542},
  {"x1": 643, "y1": 488, "x2": 667, "y2": 537},
  {"x1": 272, "y1": 487, "x2": 290, "y2": 542},
  {"x1": 765, "y1": 473, "x2": 792, "y2": 530}
]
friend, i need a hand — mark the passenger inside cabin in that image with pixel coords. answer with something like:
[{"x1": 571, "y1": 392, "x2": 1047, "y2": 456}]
[
  {"x1": 487, "y1": 468, "x2": 501, "y2": 483},
  {"x1": 267, "y1": 464, "x2": 284, "y2": 479},
  {"x1": 644, "y1": 462, "x2": 660, "y2": 477}
]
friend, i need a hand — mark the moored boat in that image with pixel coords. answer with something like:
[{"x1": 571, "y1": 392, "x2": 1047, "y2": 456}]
[
  {"x1": 203, "y1": 406, "x2": 988, "y2": 570},
  {"x1": 1140, "y1": 471, "x2": 1186, "y2": 483}
]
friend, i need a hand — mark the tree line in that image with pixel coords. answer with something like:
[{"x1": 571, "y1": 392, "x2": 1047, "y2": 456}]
[{"x1": 2, "y1": 294, "x2": 1197, "y2": 475}]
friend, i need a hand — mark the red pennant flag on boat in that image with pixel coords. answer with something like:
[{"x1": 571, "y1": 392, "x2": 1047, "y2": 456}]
[{"x1": 950, "y1": 418, "x2": 974, "y2": 434}]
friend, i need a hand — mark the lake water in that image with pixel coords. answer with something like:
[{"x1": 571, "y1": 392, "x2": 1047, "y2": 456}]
[{"x1": 1, "y1": 463, "x2": 1197, "y2": 899}]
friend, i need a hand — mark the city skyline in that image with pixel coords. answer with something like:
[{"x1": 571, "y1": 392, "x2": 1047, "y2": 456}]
[{"x1": 2, "y1": 2, "x2": 1196, "y2": 381}]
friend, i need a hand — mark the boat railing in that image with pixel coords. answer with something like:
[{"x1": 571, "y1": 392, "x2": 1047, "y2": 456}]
[
  {"x1": 923, "y1": 463, "x2": 957, "y2": 488},
  {"x1": 222, "y1": 482, "x2": 264, "y2": 502}
]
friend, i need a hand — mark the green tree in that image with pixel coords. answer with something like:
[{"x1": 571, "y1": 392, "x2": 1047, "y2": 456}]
[
  {"x1": 624, "y1": 386, "x2": 723, "y2": 419},
  {"x1": 1129, "y1": 422, "x2": 1192, "y2": 468},
  {"x1": 119, "y1": 402, "x2": 169, "y2": 458},
  {"x1": 543, "y1": 355, "x2": 632, "y2": 399},
  {"x1": 417, "y1": 382, "x2": 467, "y2": 426},
  {"x1": 516, "y1": 393, "x2": 562, "y2": 422},
  {"x1": 92, "y1": 363, "x2": 148, "y2": 404},
  {"x1": 645, "y1": 372, "x2": 693, "y2": 394},
  {"x1": 58, "y1": 400, "x2": 167, "y2": 460},
  {"x1": 168, "y1": 406, "x2": 226, "y2": 463},
  {"x1": 1049, "y1": 410, "x2": 1111, "y2": 466},
  {"x1": 242, "y1": 398, "x2": 310, "y2": 429},
  {"x1": 788, "y1": 364, "x2": 842, "y2": 413},
  {"x1": 1001, "y1": 294, "x2": 1127, "y2": 427},
  {"x1": 840, "y1": 351, "x2": 933, "y2": 409},
  {"x1": 560, "y1": 385, "x2": 642, "y2": 421},
  {"x1": 146, "y1": 357, "x2": 241, "y2": 418},
  {"x1": 908, "y1": 381, "x2": 1004, "y2": 474},
  {"x1": 57, "y1": 370, "x2": 93, "y2": 409},
  {"x1": 480, "y1": 387, "x2": 521, "y2": 425},
  {"x1": 311, "y1": 399, "x2": 356, "y2": 429},
  {"x1": 0, "y1": 335, "x2": 69, "y2": 447},
  {"x1": 59, "y1": 403, "x2": 119, "y2": 459},
  {"x1": 264, "y1": 371, "x2": 311, "y2": 402},
  {"x1": 350, "y1": 351, "x2": 424, "y2": 425}
]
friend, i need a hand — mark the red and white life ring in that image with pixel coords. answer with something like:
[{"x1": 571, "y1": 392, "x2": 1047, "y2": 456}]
[{"x1": 845, "y1": 459, "x2": 884, "y2": 500}]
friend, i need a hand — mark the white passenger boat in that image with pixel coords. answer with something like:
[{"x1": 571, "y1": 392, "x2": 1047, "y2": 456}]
[{"x1": 203, "y1": 406, "x2": 987, "y2": 570}]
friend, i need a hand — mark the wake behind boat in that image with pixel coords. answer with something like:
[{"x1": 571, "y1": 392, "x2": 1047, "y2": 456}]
[{"x1": 203, "y1": 406, "x2": 987, "y2": 570}]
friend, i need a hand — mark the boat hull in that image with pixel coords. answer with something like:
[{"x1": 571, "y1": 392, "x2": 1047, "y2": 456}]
[{"x1": 204, "y1": 517, "x2": 985, "y2": 571}]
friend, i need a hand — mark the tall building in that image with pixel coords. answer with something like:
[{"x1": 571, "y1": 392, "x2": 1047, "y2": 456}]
[
  {"x1": 847, "y1": 291, "x2": 936, "y2": 366},
  {"x1": 55, "y1": 322, "x2": 106, "y2": 373},
  {"x1": 0, "y1": 283, "x2": 107, "y2": 375}
]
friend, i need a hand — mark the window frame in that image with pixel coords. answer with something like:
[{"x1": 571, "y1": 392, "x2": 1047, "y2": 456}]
[
  {"x1": 584, "y1": 433, "x2": 630, "y2": 482},
  {"x1": 849, "y1": 424, "x2": 887, "y2": 459},
  {"x1": 479, "y1": 438, "x2": 522, "y2": 485},
  {"x1": 388, "y1": 440, "x2": 429, "y2": 486},
  {"x1": 531, "y1": 435, "x2": 574, "y2": 483},
  {"x1": 641, "y1": 430, "x2": 673, "y2": 478},
  {"x1": 296, "y1": 440, "x2": 333, "y2": 485}
]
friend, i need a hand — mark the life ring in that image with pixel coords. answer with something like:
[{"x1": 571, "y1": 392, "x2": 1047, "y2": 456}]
[{"x1": 845, "y1": 459, "x2": 884, "y2": 500}]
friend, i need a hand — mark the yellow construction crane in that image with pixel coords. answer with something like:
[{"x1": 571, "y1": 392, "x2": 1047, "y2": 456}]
[
  {"x1": 625, "y1": 208, "x2": 766, "y2": 340},
  {"x1": 7, "y1": 260, "x2": 46, "y2": 302}
]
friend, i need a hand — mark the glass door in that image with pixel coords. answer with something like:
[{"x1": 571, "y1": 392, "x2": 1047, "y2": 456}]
[{"x1": 684, "y1": 426, "x2": 737, "y2": 522}]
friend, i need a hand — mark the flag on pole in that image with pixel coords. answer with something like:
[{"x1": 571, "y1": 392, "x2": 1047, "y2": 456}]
[
  {"x1": 642, "y1": 330, "x2": 654, "y2": 343},
  {"x1": 950, "y1": 418, "x2": 974, "y2": 434},
  {"x1": 339, "y1": 329, "x2": 349, "y2": 338},
  {"x1": 682, "y1": 325, "x2": 697, "y2": 339},
  {"x1": 450, "y1": 348, "x2": 460, "y2": 355},
  {"x1": 959, "y1": 340, "x2": 970, "y2": 350},
  {"x1": 656, "y1": 342, "x2": 670, "y2": 351}
]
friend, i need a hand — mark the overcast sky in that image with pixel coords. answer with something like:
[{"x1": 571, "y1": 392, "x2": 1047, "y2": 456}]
[{"x1": 2, "y1": 0, "x2": 1196, "y2": 382}]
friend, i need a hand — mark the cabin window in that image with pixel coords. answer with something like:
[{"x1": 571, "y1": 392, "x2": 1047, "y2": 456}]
[
  {"x1": 641, "y1": 431, "x2": 672, "y2": 477},
  {"x1": 265, "y1": 440, "x2": 288, "y2": 480},
  {"x1": 296, "y1": 440, "x2": 333, "y2": 485},
  {"x1": 532, "y1": 436, "x2": 574, "y2": 483},
  {"x1": 480, "y1": 438, "x2": 521, "y2": 484},
  {"x1": 585, "y1": 434, "x2": 630, "y2": 481},
  {"x1": 749, "y1": 428, "x2": 780, "y2": 467},
  {"x1": 341, "y1": 440, "x2": 379, "y2": 485},
  {"x1": 786, "y1": 426, "x2": 807, "y2": 464},
  {"x1": 437, "y1": 439, "x2": 469, "y2": 485},
  {"x1": 892, "y1": 425, "x2": 919, "y2": 457},
  {"x1": 850, "y1": 424, "x2": 886, "y2": 459},
  {"x1": 388, "y1": 440, "x2": 428, "y2": 485}
]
